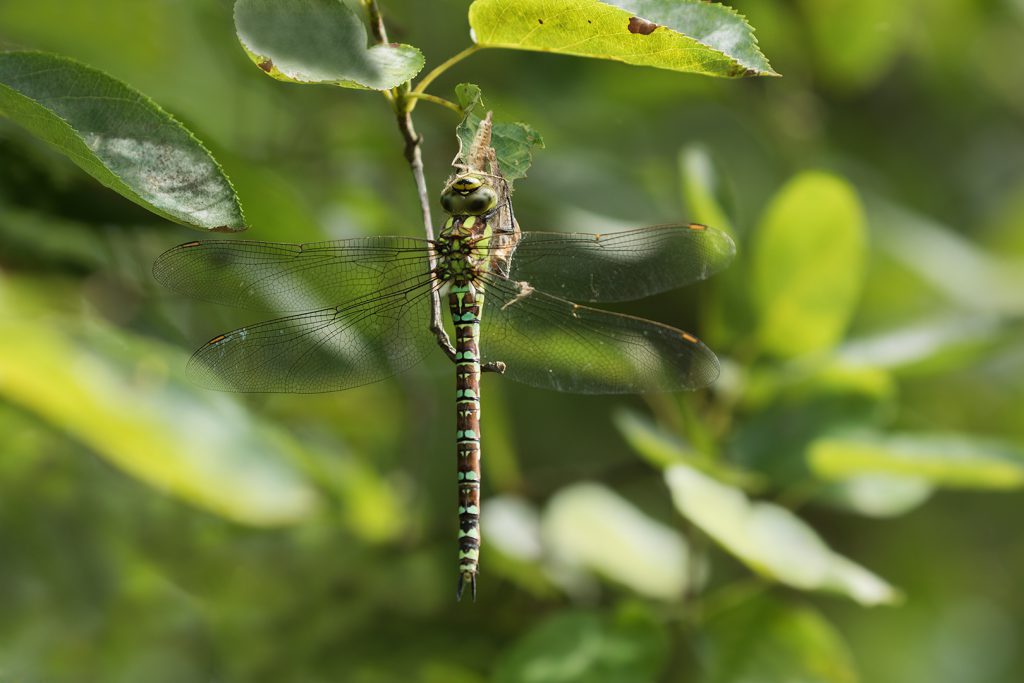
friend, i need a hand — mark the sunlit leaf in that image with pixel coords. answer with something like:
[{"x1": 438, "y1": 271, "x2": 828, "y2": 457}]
[
  {"x1": 665, "y1": 464, "x2": 897, "y2": 605},
  {"x1": 680, "y1": 145, "x2": 735, "y2": 236},
  {"x1": 484, "y1": 495, "x2": 543, "y2": 562},
  {"x1": 0, "y1": 51, "x2": 244, "y2": 231},
  {"x1": 835, "y1": 315, "x2": 1004, "y2": 374},
  {"x1": 542, "y1": 482, "x2": 688, "y2": 600},
  {"x1": 614, "y1": 409, "x2": 764, "y2": 490},
  {"x1": 870, "y1": 199, "x2": 1024, "y2": 316},
  {"x1": 233, "y1": 0, "x2": 424, "y2": 90},
  {"x1": 753, "y1": 171, "x2": 866, "y2": 357},
  {"x1": 494, "y1": 608, "x2": 668, "y2": 683},
  {"x1": 455, "y1": 83, "x2": 544, "y2": 186},
  {"x1": 818, "y1": 475, "x2": 933, "y2": 518},
  {"x1": 809, "y1": 432, "x2": 1024, "y2": 489},
  {"x1": 0, "y1": 280, "x2": 319, "y2": 526},
  {"x1": 702, "y1": 594, "x2": 859, "y2": 683},
  {"x1": 469, "y1": 0, "x2": 776, "y2": 78}
]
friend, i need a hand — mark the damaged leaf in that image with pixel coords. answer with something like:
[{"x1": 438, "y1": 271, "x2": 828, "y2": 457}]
[
  {"x1": 455, "y1": 83, "x2": 544, "y2": 186},
  {"x1": 468, "y1": 0, "x2": 776, "y2": 78}
]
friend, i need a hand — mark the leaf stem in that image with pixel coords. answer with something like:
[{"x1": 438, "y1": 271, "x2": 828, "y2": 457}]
[
  {"x1": 413, "y1": 45, "x2": 481, "y2": 96},
  {"x1": 404, "y1": 91, "x2": 463, "y2": 115}
]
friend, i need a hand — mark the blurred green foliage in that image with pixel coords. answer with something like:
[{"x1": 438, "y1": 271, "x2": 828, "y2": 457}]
[{"x1": 1, "y1": 1, "x2": 1023, "y2": 681}]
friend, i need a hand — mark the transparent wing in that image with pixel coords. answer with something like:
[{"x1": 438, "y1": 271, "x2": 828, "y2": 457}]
[
  {"x1": 505, "y1": 224, "x2": 735, "y2": 303},
  {"x1": 187, "y1": 275, "x2": 437, "y2": 393},
  {"x1": 479, "y1": 273, "x2": 720, "y2": 394},
  {"x1": 154, "y1": 236, "x2": 431, "y2": 311}
]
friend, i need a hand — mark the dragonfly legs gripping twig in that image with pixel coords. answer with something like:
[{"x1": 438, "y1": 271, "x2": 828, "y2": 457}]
[{"x1": 429, "y1": 321, "x2": 506, "y2": 374}]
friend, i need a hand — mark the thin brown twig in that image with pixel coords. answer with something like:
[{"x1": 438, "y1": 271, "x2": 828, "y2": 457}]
[
  {"x1": 364, "y1": 0, "x2": 457, "y2": 359},
  {"x1": 363, "y1": 0, "x2": 389, "y2": 43}
]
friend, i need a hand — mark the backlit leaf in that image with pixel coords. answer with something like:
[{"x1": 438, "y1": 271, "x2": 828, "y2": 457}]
[
  {"x1": 753, "y1": 172, "x2": 867, "y2": 357},
  {"x1": 0, "y1": 51, "x2": 244, "y2": 231},
  {"x1": 469, "y1": 0, "x2": 776, "y2": 78},
  {"x1": 0, "y1": 279, "x2": 319, "y2": 526},
  {"x1": 809, "y1": 432, "x2": 1024, "y2": 489}
]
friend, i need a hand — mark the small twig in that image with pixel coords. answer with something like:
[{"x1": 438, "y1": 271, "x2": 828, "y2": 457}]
[
  {"x1": 362, "y1": 0, "x2": 389, "y2": 43},
  {"x1": 412, "y1": 45, "x2": 481, "y2": 97},
  {"x1": 403, "y1": 91, "x2": 463, "y2": 115},
  {"x1": 395, "y1": 108, "x2": 457, "y2": 359},
  {"x1": 364, "y1": 0, "x2": 458, "y2": 359}
]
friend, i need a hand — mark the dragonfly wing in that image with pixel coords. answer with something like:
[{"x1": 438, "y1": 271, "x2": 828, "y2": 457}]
[
  {"x1": 479, "y1": 274, "x2": 720, "y2": 394},
  {"x1": 154, "y1": 236, "x2": 431, "y2": 311},
  {"x1": 505, "y1": 224, "x2": 735, "y2": 303},
  {"x1": 188, "y1": 278, "x2": 436, "y2": 393}
]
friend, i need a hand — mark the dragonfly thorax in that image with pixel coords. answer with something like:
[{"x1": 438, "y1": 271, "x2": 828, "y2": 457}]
[{"x1": 436, "y1": 212, "x2": 494, "y2": 283}]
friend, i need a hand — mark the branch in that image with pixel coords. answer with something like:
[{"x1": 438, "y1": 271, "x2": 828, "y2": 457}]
[{"x1": 365, "y1": 0, "x2": 456, "y2": 359}]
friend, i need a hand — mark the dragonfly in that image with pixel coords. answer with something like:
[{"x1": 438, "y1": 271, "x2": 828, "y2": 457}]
[{"x1": 153, "y1": 118, "x2": 735, "y2": 600}]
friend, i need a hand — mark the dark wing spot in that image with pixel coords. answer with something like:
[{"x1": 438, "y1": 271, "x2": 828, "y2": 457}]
[
  {"x1": 258, "y1": 59, "x2": 273, "y2": 73},
  {"x1": 538, "y1": 19, "x2": 544, "y2": 25},
  {"x1": 628, "y1": 16, "x2": 659, "y2": 35}
]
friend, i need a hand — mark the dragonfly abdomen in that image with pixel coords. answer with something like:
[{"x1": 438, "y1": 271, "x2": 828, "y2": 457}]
[{"x1": 450, "y1": 279, "x2": 484, "y2": 601}]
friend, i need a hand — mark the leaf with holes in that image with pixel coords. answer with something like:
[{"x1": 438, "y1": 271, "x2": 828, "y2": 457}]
[{"x1": 455, "y1": 83, "x2": 544, "y2": 187}]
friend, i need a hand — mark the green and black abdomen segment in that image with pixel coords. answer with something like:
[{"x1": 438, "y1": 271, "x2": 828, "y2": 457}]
[{"x1": 450, "y1": 278, "x2": 483, "y2": 601}]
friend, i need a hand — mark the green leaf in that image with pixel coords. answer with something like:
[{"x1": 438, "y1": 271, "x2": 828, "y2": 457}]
[
  {"x1": 494, "y1": 608, "x2": 669, "y2": 683},
  {"x1": 614, "y1": 409, "x2": 765, "y2": 490},
  {"x1": 835, "y1": 315, "x2": 1005, "y2": 375},
  {"x1": 703, "y1": 595, "x2": 859, "y2": 683},
  {"x1": 455, "y1": 83, "x2": 544, "y2": 186},
  {"x1": 664, "y1": 464, "x2": 898, "y2": 605},
  {"x1": 233, "y1": 0, "x2": 424, "y2": 90},
  {"x1": 0, "y1": 51, "x2": 244, "y2": 231},
  {"x1": 541, "y1": 482, "x2": 688, "y2": 600},
  {"x1": 753, "y1": 171, "x2": 867, "y2": 357},
  {"x1": 0, "y1": 279, "x2": 319, "y2": 526},
  {"x1": 817, "y1": 475, "x2": 933, "y2": 519},
  {"x1": 809, "y1": 432, "x2": 1024, "y2": 489},
  {"x1": 680, "y1": 145, "x2": 735, "y2": 236},
  {"x1": 731, "y1": 363, "x2": 895, "y2": 485},
  {"x1": 468, "y1": 0, "x2": 776, "y2": 78}
]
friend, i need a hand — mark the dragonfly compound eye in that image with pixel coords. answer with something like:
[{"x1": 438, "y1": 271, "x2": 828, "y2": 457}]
[{"x1": 463, "y1": 186, "x2": 497, "y2": 215}]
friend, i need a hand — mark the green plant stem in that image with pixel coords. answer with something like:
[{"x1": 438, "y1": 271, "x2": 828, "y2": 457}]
[
  {"x1": 404, "y1": 91, "x2": 462, "y2": 115},
  {"x1": 413, "y1": 45, "x2": 481, "y2": 96}
]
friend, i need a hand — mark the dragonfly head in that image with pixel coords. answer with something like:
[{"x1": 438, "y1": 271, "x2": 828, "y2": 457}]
[{"x1": 441, "y1": 174, "x2": 498, "y2": 216}]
